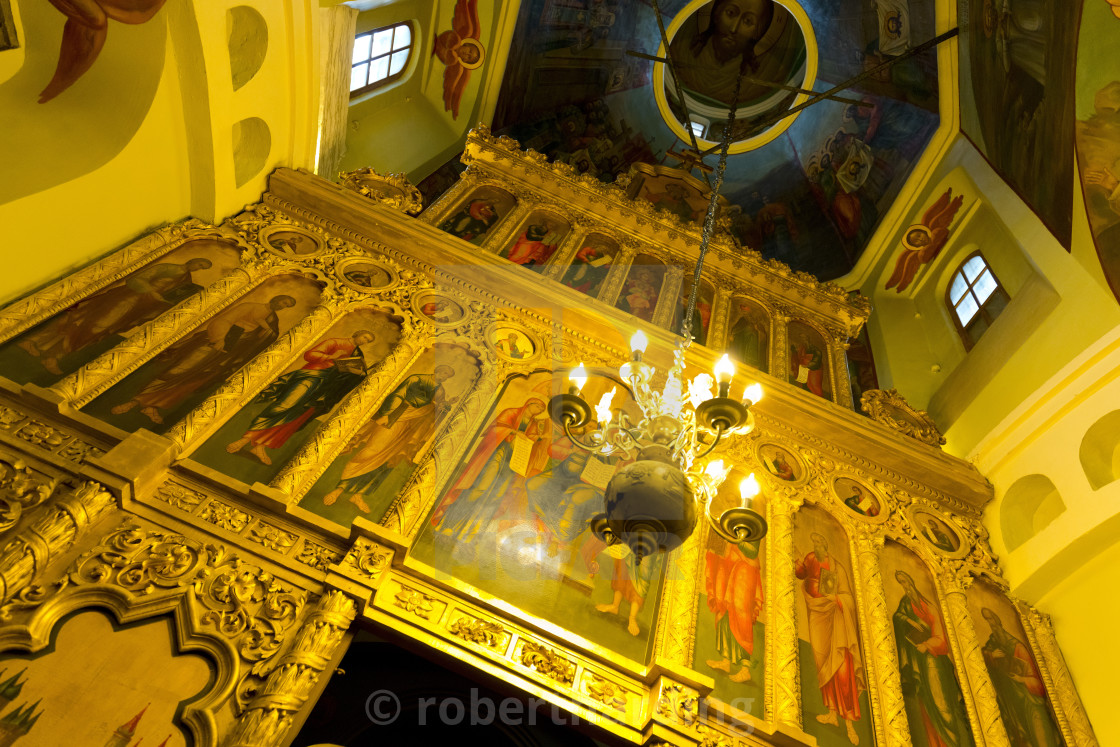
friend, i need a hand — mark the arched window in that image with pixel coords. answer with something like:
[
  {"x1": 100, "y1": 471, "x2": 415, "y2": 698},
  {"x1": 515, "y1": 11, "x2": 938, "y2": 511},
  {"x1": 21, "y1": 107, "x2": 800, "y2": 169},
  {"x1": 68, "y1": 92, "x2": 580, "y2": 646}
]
[
  {"x1": 946, "y1": 252, "x2": 1009, "y2": 349},
  {"x1": 350, "y1": 23, "x2": 413, "y2": 96}
]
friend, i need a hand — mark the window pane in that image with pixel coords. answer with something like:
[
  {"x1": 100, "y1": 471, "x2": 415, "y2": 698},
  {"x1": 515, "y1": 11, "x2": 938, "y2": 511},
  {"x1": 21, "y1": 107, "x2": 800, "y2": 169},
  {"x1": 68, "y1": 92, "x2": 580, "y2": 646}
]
[
  {"x1": 352, "y1": 34, "x2": 372, "y2": 64},
  {"x1": 372, "y1": 29, "x2": 393, "y2": 57},
  {"x1": 389, "y1": 49, "x2": 409, "y2": 76},
  {"x1": 950, "y1": 272, "x2": 968, "y2": 304},
  {"x1": 393, "y1": 24, "x2": 411, "y2": 51},
  {"x1": 973, "y1": 269, "x2": 997, "y2": 304},
  {"x1": 963, "y1": 255, "x2": 986, "y2": 283},
  {"x1": 689, "y1": 121, "x2": 705, "y2": 138},
  {"x1": 369, "y1": 56, "x2": 390, "y2": 84},
  {"x1": 350, "y1": 63, "x2": 369, "y2": 91},
  {"x1": 956, "y1": 293, "x2": 979, "y2": 325}
]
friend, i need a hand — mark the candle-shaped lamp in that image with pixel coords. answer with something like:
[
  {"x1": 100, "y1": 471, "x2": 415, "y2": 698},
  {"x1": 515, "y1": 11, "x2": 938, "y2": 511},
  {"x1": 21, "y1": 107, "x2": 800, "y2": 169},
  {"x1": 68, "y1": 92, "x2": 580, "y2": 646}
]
[
  {"x1": 743, "y1": 382, "x2": 763, "y2": 407},
  {"x1": 714, "y1": 354, "x2": 735, "y2": 398},
  {"x1": 569, "y1": 362, "x2": 588, "y2": 396}
]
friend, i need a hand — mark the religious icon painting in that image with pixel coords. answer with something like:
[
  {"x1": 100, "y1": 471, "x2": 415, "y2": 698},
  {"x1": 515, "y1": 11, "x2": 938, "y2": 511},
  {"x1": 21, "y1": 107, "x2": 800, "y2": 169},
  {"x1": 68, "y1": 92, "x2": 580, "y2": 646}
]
[
  {"x1": 410, "y1": 369, "x2": 665, "y2": 664},
  {"x1": 0, "y1": 237, "x2": 242, "y2": 387},
  {"x1": 499, "y1": 210, "x2": 570, "y2": 272},
  {"x1": 909, "y1": 506, "x2": 965, "y2": 557},
  {"x1": 879, "y1": 541, "x2": 976, "y2": 747},
  {"x1": 726, "y1": 298, "x2": 770, "y2": 373},
  {"x1": 792, "y1": 504, "x2": 875, "y2": 747},
  {"x1": 615, "y1": 254, "x2": 667, "y2": 323},
  {"x1": 630, "y1": 164, "x2": 716, "y2": 225},
  {"x1": 336, "y1": 258, "x2": 396, "y2": 293},
  {"x1": 788, "y1": 321, "x2": 831, "y2": 400},
  {"x1": 261, "y1": 226, "x2": 323, "y2": 258},
  {"x1": 560, "y1": 233, "x2": 619, "y2": 299},
  {"x1": 413, "y1": 292, "x2": 467, "y2": 328},
  {"x1": 188, "y1": 307, "x2": 403, "y2": 486},
  {"x1": 832, "y1": 476, "x2": 887, "y2": 523},
  {"x1": 437, "y1": 186, "x2": 517, "y2": 246},
  {"x1": 81, "y1": 273, "x2": 324, "y2": 435},
  {"x1": 965, "y1": 580, "x2": 1065, "y2": 747},
  {"x1": 693, "y1": 465, "x2": 766, "y2": 719},
  {"x1": 486, "y1": 324, "x2": 538, "y2": 363},
  {"x1": 299, "y1": 342, "x2": 481, "y2": 527},
  {"x1": 671, "y1": 275, "x2": 715, "y2": 345},
  {"x1": 756, "y1": 442, "x2": 806, "y2": 485}
]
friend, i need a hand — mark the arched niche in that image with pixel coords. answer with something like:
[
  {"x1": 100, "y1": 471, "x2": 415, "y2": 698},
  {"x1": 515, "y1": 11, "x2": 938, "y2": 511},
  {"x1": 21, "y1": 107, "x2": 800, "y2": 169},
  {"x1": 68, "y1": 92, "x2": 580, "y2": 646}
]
[
  {"x1": 559, "y1": 233, "x2": 619, "y2": 299},
  {"x1": 498, "y1": 210, "x2": 570, "y2": 272},
  {"x1": 787, "y1": 320, "x2": 831, "y2": 401},
  {"x1": 227, "y1": 6, "x2": 268, "y2": 91},
  {"x1": 725, "y1": 296, "x2": 770, "y2": 374},
  {"x1": 232, "y1": 116, "x2": 271, "y2": 188},
  {"x1": 1080, "y1": 409, "x2": 1120, "y2": 490},
  {"x1": 615, "y1": 254, "x2": 667, "y2": 324},
  {"x1": 436, "y1": 186, "x2": 517, "y2": 246},
  {"x1": 671, "y1": 274, "x2": 715, "y2": 344},
  {"x1": 1001, "y1": 474, "x2": 1065, "y2": 552}
]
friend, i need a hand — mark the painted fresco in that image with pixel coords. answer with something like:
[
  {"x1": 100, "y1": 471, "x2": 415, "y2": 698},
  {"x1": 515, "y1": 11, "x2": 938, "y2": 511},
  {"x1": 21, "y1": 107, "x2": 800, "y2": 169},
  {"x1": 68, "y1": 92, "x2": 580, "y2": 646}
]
[
  {"x1": 491, "y1": 0, "x2": 940, "y2": 281},
  {"x1": 499, "y1": 211, "x2": 571, "y2": 270},
  {"x1": 190, "y1": 308, "x2": 402, "y2": 486},
  {"x1": 615, "y1": 255, "x2": 667, "y2": 323},
  {"x1": 958, "y1": 0, "x2": 1081, "y2": 246},
  {"x1": 884, "y1": 187, "x2": 966, "y2": 292},
  {"x1": 725, "y1": 297, "x2": 769, "y2": 372},
  {"x1": 880, "y1": 541, "x2": 975, "y2": 747},
  {"x1": 693, "y1": 468, "x2": 766, "y2": 719},
  {"x1": 434, "y1": 0, "x2": 486, "y2": 119},
  {"x1": 83, "y1": 274, "x2": 323, "y2": 434},
  {"x1": 0, "y1": 239, "x2": 241, "y2": 387},
  {"x1": 488, "y1": 325, "x2": 537, "y2": 361},
  {"x1": 300, "y1": 343, "x2": 480, "y2": 524},
  {"x1": 965, "y1": 580, "x2": 1065, "y2": 747},
  {"x1": 846, "y1": 325, "x2": 879, "y2": 411},
  {"x1": 834, "y1": 477, "x2": 881, "y2": 518},
  {"x1": 788, "y1": 320, "x2": 830, "y2": 400},
  {"x1": 560, "y1": 233, "x2": 619, "y2": 298},
  {"x1": 437, "y1": 186, "x2": 516, "y2": 245},
  {"x1": 671, "y1": 276, "x2": 715, "y2": 344},
  {"x1": 1075, "y1": 1, "x2": 1120, "y2": 302},
  {"x1": 634, "y1": 166, "x2": 712, "y2": 225},
  {"x1": 0, "y1": 611, "x2": 210, "y2": 746},
  {"x1": 759, "y1": 442, "x2": 802, "y2": 481},
  {"x1": 793, "y1": 504, "x2": 875, "y2": 747},
  {"x1": 412, "y1": 370, "x2": 666, "y2": 663}
]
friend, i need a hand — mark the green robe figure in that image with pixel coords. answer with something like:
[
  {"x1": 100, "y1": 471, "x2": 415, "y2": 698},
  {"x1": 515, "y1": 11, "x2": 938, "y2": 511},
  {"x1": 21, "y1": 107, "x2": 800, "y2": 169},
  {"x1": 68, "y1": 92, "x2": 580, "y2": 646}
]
[{"x1": 979, "y1": 608, "x2": 1062, "y2": 747}]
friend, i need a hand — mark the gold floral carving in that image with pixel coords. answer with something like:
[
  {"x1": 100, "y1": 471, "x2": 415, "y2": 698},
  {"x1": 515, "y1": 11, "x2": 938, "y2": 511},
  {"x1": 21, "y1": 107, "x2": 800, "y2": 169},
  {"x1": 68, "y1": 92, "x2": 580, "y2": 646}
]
[
  {"x1": 339, "y1": 168, "x2": 424, "y2": 215},
  {"x1": 656, "y1": 680, "x2": 699, "y2": 727},
  {"x1": 294, "y1": 540, "x2": 342, "y2": 572},
  {"x1": 1021, "y1": 606, "x2": 1100, "y2": 747},
  {"x1": 656, "y1": 518, "x2": 703, "y2": 666},
  {"x1": 0, "y1": 480, "x2": 115, "y2": 610},
  {"x1": 695, "y1": 722, "x2": 734, "y2": 747},
  {"x1": 0, "y1": 406, "x2": 105, "y2": 465},
  {"x1": 247, "y1": 521, "x2": 298, "y2": 553},
  {"x1": 860, "y1": 389, "x2": 946, "y2": 447},
  {"x1": 338, "y1": 538, "x2": 392, "y2": 582},
  {"x1": 199, "y1": 499, "x2": 252, "y2": 533},
  {"x1": 393, "y1": 586, "x2": 437, "y2": 620},
  {"x1": 519, "y1": 640, "x2": 576, "y2": 686},
  {"x1": 447, "y1": 615, "x2": 508, "y2": 651},
  {"x1": 0, "y1": 458, "x2": 58, "y2": 535},
  {"x1": 225, "y1": 589, "x2": 357, "y2": 747},
  {"x1": 154, "y1": 481, "x2": 208, "y2": 512},
  {"x1": 583, "y1": 671, "x2": 627, "y2": 712}
]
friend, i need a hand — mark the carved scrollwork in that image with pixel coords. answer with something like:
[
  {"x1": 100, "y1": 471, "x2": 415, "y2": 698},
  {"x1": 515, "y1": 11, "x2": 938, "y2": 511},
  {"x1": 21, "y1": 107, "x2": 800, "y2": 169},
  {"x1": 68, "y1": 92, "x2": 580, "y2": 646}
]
[
  {"x1": 338, "y1": 538, "x2": 392, "y2": 582},
  {"x1": 519, "y1": 640, "x2": 576, "y2": 685},
  {"x1": 860, "y1": 389, "x2": 946, "y2": 447},
  {"x1": 339, "y1": 168, "x2": 424, "y2": 215},
  {"x1": 198, "y1": 499, "x2": 252, "y2": 533},
  {"x1": 656, "y1": 681, "x2": 699, "y2": 727},
  {"x1": 294, "y1": 540, "x2": 342, "y2": 572},
  {"x1": 583, "y1": 671, "x2": 627, "y2": 712},
  {"x1": 247, "y1": 521, "x2": 298, "y2": 554},
  {"x1": 0, "y1": 458, "x2": 58, "y2": 535},
  {"x1": 447, "y1": 615, "x2": 507, "y2": 650},
  {"x1": 154, "y1": 480, "x2": 208, "y2": 512}
]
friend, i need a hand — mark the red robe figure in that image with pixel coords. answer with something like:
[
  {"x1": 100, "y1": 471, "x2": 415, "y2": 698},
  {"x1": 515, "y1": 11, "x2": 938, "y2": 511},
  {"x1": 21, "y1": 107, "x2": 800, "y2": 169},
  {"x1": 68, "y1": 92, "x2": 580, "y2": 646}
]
[{"x1": 705, "y1": 537, "x2": 763, "y2": 682}]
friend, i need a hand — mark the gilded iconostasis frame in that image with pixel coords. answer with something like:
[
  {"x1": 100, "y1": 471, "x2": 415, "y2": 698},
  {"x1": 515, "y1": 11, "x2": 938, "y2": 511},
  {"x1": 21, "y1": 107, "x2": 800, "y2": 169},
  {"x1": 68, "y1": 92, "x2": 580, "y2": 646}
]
[{"x1": 0, "y1": 129, "x2": 1098, "y2": 747}]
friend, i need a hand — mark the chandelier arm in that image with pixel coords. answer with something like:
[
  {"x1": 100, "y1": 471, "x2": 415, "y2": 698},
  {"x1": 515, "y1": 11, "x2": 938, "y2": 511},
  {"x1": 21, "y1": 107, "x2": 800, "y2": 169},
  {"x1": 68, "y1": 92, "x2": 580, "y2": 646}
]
[
  {"x1": 562, "y1": 419, "x2": 610, "y2": 454},
  {"x1": 691, "y1": 424, "x2": 726, "y2": 461}
]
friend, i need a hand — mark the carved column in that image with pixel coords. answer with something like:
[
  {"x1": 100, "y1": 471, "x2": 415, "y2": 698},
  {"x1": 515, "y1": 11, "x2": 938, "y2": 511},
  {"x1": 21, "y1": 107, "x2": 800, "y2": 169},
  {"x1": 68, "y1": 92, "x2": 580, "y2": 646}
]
[
  {"x1": 653, "y1": 265, "x2": 685, "y2": 332},
  {"x1": 485, "y1": 197, "x2": 534, "y2": 256},
  {"x1": 705, "y1": 285, "x2": 730, "y2": 352},
  {"x1": 270, "y1": 332, "x2": 429, "y2": 499},
  {"x1": 851, "y1": 532, "x2": 910, "y2": 747},
  {"x1": 828, "y1": 327, "x2": 854, "y2": 409},
  {"x1": 52, "y1": 262, "x2": 270, "y2": 406},
  {"x1": 939, "y1": 575, "x2": 1012, "y2": 747},
  {"x1": 654, "y1": 519, "x2": 705, "y2": 667},
  {"x1": 223, "y1": 589, "x2": 358, "y2": 747},
  {"x1": 598, "y1": 244, "x2": 638, "y2": 307},
  {"x1": 542, "y1": 220, "x2": 591, "y2": 281},
  {"x1": 0, "y1": 481, "x2": 115, "y2": 604},
  {"x1": 418, "y1": 165, "x2": 482, "y2": 227},
  {"x1": 1018, "y1": 602, "x2": 1098, "y2": 747},
  {"x1": 771, "y1": 304, "x2": 792, "y2": 388},
  {"x1": 167, "y1": 302, "x2": 339, "y2": 451},
  {"x1": 766, "y1": 493, "x2": 801, "y2": 728}
]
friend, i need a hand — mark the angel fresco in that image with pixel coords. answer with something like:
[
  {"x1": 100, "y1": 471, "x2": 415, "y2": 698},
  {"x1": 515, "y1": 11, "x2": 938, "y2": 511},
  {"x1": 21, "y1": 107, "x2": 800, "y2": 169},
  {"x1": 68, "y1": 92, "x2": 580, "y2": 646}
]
[
  {"x1": 434, "y1": 0, "x2": 485, "y2": 119},
  {"x1": 41, "y1": 0, "x2": 168, "y2": 103},
  {"x1": 886, "y1": 188, "x2": 966, "y2": 292}
]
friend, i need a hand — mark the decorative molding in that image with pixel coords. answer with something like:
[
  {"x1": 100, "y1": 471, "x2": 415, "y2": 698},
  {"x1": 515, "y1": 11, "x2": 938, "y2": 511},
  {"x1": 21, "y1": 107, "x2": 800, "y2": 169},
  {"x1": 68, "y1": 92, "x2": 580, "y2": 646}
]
[
  {"x1": 519, "y1": 640, "x2": 576, "y2": 686},
  {"x1": 0, "y1": 405, "x2": 106, "y2": 465},
  {"x1": 656, "y1": 680, "x2": 699, "y2": 728},
  {"x1": 339, "y1": 168, "x2": 424, "y2": 215},
  {"x1": 448, "y1": 614, "x2": 508, "y2": 651},
  {"x1": 860, "y1": 389, "x2": 946, "y2": 447}
]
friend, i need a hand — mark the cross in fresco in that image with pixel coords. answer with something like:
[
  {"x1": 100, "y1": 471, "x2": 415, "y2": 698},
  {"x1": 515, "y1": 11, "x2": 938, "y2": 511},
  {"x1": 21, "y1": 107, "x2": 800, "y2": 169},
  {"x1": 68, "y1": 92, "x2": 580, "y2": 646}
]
[{"x1": 665, "y1": 147, "x2": 714, "y2": 178}]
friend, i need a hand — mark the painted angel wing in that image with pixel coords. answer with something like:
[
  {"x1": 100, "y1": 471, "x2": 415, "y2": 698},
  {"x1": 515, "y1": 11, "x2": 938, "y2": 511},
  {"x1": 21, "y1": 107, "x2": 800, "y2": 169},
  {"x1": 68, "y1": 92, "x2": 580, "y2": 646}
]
[
  {"x1": 40, "y1": 15, "x2": 108, "y2": 102},
  {"x1": 920, "y1": 188, "x2": 953, "y2": 227},
  {"x1": 443, "y1": 63, "x2": 469, "y2": 119},
  {"x1": 452, "y1": 0, "x2": 481, "y2": 40},
  {"x1": 928, "y1": 194, "x2": 965, "y2": 233}
]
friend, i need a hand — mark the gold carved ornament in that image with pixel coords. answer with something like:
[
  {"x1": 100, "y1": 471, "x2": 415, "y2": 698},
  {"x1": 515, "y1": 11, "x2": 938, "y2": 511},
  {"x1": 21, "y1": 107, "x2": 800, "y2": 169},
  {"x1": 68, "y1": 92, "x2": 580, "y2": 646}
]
[
  {"x1": 860, "y1": 388, "x2": 946, "y2": 447},
  {"x1": 519, "y1": 640, "x2": 576, "y2": 686}
]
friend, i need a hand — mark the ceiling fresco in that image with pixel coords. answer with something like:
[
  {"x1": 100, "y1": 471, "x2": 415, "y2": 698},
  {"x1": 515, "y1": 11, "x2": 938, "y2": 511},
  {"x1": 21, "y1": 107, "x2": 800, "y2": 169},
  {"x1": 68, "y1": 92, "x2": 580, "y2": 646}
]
[{"x1": 486, "y1": 0, "x2": 941, "y2": 281}]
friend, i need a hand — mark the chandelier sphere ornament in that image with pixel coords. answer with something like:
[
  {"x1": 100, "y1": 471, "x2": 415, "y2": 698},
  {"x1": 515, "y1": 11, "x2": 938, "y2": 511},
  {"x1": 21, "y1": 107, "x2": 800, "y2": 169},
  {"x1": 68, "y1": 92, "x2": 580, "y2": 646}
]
[{"x1": 548, "y1": 332, "x2": 768, "y2": 564}]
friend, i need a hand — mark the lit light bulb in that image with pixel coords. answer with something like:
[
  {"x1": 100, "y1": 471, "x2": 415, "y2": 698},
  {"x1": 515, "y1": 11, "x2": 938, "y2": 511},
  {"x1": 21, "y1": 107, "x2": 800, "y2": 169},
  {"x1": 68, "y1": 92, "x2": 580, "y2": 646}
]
[
  {"x1": 714, "y1": 354, "x2": 735, "y2": 384},
  {"x1": 570, "y1": 362, "x2": 588, "y2": 394},
  {"x1": 704, "y1": 459, "x2": 726, "y2": 478},
  {"x1": 743, "y1": 382, "x2": 763, "y2": 405},
  {"x1": 739, "y1": 473, "x2": 761, "y2": 505},
  {"x1": 595, "y1": 387, "x2": 616, "y2": 425},
  {"x1": 630, "y1": 330, "x2": 649, "y2": 355},
  {"x1": 688, "y1": 373, "x2": 714, "y2": 408}
]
